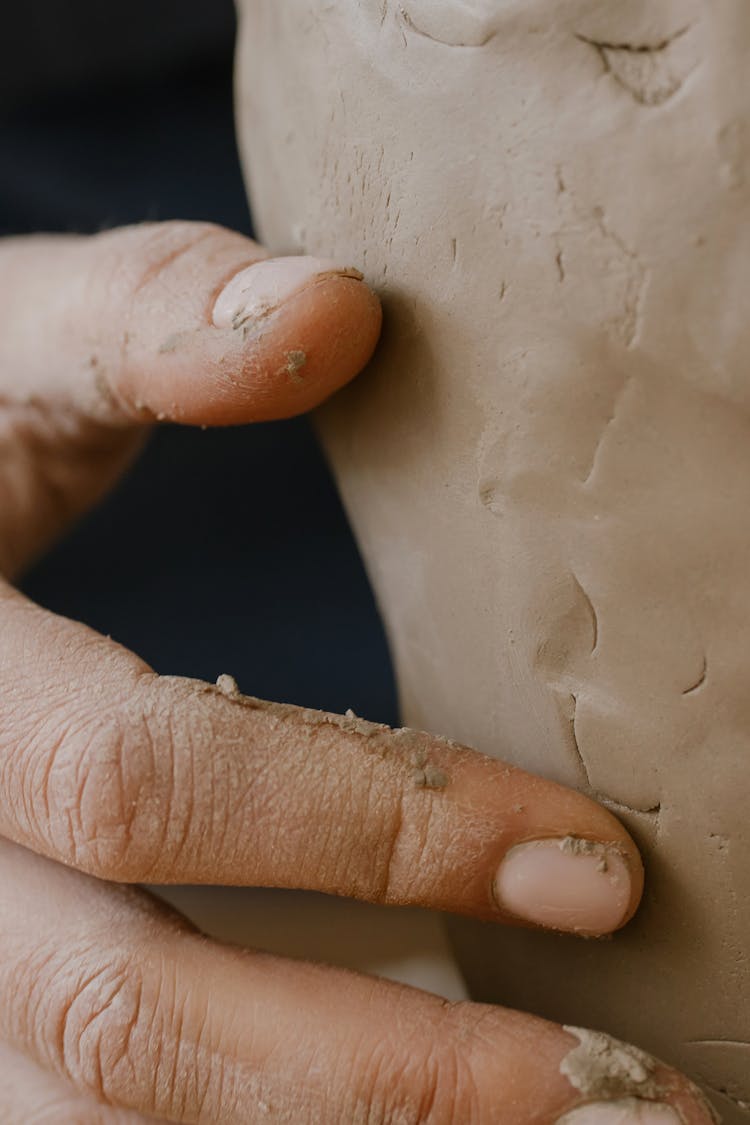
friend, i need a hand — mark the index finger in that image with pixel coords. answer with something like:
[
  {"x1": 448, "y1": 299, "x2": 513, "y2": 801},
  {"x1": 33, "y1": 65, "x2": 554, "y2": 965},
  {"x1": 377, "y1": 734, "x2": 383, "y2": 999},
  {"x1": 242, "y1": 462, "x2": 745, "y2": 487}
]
[{"x1": 0, "y1": 582, "x2": 642, "y2": 937}]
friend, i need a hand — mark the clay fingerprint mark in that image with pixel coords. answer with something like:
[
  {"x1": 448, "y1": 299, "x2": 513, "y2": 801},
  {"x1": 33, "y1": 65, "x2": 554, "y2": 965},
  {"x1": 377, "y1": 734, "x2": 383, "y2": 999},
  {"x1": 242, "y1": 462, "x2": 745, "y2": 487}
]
[
  {"x1": 398, "y1": 5, "x2": 497, "y2": 48},
  {"x1": 575, "y1": 25, "x2": 697, "y2": 106},
  {"x1": 554, "y1": 205, "x2": 647, "y2": 348}
]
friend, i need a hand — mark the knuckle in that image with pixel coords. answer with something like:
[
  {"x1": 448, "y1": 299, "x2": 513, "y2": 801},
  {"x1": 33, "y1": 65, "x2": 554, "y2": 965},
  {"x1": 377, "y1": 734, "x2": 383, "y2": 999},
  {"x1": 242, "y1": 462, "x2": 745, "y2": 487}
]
[
  {"x1": 33, "y1": 949, "x2": 147, "y2": 1102},
  {"x1": 40, "y1": 703, "x2": 168, "y2": 881},
  {"x1": 375, "y1": 788, "x2": 435, "y2": 906},
  {"x1": 47, "y1": 948, "x2": 216, "y2": 1123},
  {"x1": 65, "y1": 961, "x2": 162, "y2": 1114},
  {"x1": 93, "y1": 220, "x2": 223, "y2": 310}
]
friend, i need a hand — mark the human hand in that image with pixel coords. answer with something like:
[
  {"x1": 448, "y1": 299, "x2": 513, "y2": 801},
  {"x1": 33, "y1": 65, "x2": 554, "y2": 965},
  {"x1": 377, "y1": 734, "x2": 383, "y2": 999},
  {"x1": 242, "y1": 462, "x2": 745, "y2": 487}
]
[{"x1": 0, "y1": 222, "x2": 713, "y2": 1122}]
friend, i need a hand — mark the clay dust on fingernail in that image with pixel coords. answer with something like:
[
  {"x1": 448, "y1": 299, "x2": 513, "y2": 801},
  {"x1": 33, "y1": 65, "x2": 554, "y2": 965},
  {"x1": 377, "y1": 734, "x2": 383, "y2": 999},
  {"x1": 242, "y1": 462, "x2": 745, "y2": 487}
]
[
  {"x1": 212, "y1": 256, "x2": 364, "y2": 331},
  {"x1": 494, "y1": 838, "x2": 632, "y2": 934}
]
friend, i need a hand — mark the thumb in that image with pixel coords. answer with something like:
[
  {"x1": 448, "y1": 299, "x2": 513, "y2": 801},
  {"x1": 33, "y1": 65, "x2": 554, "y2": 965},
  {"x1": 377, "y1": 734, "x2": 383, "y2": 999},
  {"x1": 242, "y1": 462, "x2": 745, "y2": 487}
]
[{"x1": 0, "y1": 221, "x2": 382, "y2": 427}]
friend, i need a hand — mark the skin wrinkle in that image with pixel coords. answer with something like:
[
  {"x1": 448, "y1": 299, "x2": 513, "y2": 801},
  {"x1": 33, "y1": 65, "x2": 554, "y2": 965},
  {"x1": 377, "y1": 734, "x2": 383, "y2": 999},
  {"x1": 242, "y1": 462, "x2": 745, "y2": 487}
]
[{"x1": 74, "y1": 971, "x2": 133, "y2": 1100}]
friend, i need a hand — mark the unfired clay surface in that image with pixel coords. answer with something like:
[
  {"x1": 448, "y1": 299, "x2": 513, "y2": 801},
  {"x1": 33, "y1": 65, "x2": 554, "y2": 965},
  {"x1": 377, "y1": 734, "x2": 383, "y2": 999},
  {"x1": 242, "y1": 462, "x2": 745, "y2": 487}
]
[{"x1": 236, "y1": 2, "x2": 750, "y2": 1116}]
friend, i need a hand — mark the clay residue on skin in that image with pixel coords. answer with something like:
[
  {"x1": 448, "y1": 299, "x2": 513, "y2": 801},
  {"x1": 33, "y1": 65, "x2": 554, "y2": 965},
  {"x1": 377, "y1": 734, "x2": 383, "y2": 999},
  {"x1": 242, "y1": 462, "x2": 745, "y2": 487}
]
[
  {"x1": 158, "y1": 330, "x2": 193, "y2": 354},
  {"x1": 560, "y1": 1027, "x2": 664, "y2": 1099},
  {"x1": 205, "y1": 686, "x2": 452, "y2": 788},
  {"x1": 89, "y1": 355, "x2": 119, "y2": 415},
  {"x1": 284, "y1": 349, "x2": 307, "y2": 383},
  {"x1": 560, "y1": 837, "x2": 613, "y2": 874},
  {"x1": 412, "y1": 765, "x2": 449, "y2": 789}
]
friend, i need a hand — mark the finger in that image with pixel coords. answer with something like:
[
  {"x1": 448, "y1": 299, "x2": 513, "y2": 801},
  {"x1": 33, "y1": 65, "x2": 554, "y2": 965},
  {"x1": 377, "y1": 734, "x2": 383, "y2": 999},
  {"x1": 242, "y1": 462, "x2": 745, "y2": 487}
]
[
  {"x1": 1, "y1": 582, "x2": 642, "y2": 937},
  {"x1": 0, "y1": 222, "x2": 381, "y2": 576},
  {"x1": 0, "y1": 1042, "x2": 155, "y2": 1124},
  {"x1": 0, "y1": 839, "x2": 717, "y2": 1125},
  {"x1": 0, "y1": 221, "x2": 382, "y2": 426}
]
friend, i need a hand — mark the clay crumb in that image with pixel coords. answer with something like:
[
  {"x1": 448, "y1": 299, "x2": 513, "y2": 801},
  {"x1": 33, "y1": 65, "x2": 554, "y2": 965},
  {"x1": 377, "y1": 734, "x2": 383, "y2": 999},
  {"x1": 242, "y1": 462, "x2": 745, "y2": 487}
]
[
  {"x1": 411, "y1": 745, "x2": 428, "y2": 770},
  {"x1": 413, "y1": 764, "x2": 449, "y2": 790},
  {"x1": 216, "y1": 673, "x2": 241, "y2": 697},
  {"x1": 560, "y1": 836, "x2": 610, "y2": 873},
  {"x1": 560, "y1": 1027, "x2": 663, "y2": 1099}
]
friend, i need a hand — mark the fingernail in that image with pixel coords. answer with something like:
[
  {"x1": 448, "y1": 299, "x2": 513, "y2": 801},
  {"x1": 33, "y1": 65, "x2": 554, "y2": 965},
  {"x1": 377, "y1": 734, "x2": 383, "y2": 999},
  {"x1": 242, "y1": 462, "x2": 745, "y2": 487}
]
[
  {"x1": 212, "y1": 256, "x2": 363, "y2": 330},
  {"x1": 494, "y1": 836, "x2": 631, "y2": 934},
  {"x1": 556, "y1": 1099, "x2": 682, "y2": 1125}
]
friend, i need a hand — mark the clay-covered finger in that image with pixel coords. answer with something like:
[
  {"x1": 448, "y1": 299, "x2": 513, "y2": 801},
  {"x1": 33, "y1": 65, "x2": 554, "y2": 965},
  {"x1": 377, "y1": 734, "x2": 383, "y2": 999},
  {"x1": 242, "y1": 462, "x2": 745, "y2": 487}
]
[
  {"x1": 0, "y1": 582, "x2": 641, "y2": 936},
  {"x1": 0, "y1": 221, "x2": 381, "y2": 426},
  {"x1": 0, "y1": 839, "x2": 716, "y2": 1125}
]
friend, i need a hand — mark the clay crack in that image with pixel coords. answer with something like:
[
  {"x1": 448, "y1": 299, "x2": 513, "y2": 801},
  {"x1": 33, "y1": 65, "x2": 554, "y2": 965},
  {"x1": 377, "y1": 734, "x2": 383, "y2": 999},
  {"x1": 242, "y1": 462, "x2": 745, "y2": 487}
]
[
  {"x1": 596, "y1": 794, "x2": 661, "y2": 818},
  {"x1": 568, "y1": 693, "x2": 593, "y2": 790}
]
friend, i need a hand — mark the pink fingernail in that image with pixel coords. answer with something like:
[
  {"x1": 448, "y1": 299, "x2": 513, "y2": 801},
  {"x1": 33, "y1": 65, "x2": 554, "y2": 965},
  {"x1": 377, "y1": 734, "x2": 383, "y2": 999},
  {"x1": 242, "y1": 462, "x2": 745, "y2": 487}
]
[
  {"x1": 494, "y1": 836, "x2": 632, "y2": 934},
  {"x1": 556, "y1": 1099, "x2": 682, "y2": 1125},
  {"x1": 212, "y1": 256, "x2": 363, "y2": 330}
]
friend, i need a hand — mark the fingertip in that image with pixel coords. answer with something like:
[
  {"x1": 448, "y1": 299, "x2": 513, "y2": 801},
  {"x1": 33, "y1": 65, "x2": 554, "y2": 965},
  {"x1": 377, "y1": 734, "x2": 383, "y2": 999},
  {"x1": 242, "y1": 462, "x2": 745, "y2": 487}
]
[
  {"x1": 474, "y1": 764, "x2": 646, "y2": 936},
  {"x1": 229, "y1": 269, "x2": 384, "y2": 423},
  {"x1": 123, "y1": 269, "x2": 383, "y2": 428}
]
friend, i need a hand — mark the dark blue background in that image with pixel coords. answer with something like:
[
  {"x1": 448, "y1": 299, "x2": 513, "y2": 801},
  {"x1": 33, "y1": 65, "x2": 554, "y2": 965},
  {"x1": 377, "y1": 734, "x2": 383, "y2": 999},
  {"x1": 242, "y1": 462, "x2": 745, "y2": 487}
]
[{"x1": 2, "y1": 1, "x2": 397, "y2": 725}]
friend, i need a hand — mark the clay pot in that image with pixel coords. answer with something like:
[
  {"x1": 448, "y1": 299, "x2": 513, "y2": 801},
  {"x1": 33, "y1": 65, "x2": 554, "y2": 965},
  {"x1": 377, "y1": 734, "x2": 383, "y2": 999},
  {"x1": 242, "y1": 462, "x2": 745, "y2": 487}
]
[{"x1": 236, "y1": 2, "x2": 750, "y2": 1116}]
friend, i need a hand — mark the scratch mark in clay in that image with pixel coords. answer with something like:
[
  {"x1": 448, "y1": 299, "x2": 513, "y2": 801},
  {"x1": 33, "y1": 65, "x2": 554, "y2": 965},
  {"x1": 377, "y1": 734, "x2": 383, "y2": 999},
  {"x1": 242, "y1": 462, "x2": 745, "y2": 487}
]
[
  {"x1": 582, "y1": 374, "x2": 633, "y2": 486},
  {"x1": 682, "y1": 653, "x2": 708, "y2": 695},
  {"x1": 689, "y1": 1040, "x2": 750, "y2": 1050}
]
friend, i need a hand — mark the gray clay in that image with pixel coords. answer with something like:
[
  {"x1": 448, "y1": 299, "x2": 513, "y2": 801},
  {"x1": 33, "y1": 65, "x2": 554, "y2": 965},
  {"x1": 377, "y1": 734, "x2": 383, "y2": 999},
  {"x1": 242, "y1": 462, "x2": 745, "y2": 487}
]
[{"x1": 236, "y1": 2, "x2": 750, "y2": 1117}]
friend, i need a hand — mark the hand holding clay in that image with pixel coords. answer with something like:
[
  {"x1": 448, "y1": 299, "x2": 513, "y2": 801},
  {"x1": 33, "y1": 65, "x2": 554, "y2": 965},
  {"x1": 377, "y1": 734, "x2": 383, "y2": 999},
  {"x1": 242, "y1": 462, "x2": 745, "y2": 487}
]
[{"x1": 0, "y1": 223, "x2": 711, "y2": 1121}]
